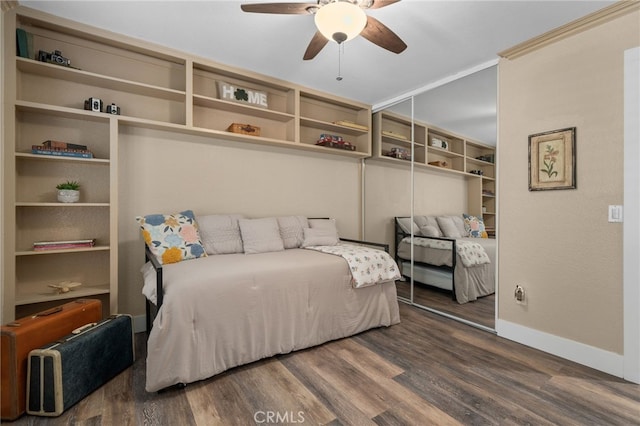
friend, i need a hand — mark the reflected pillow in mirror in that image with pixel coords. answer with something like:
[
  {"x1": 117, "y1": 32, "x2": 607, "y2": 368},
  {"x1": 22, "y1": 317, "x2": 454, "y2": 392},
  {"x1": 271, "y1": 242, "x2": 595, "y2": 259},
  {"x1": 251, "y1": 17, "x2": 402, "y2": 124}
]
[
  {"x1": 463, "y1": 214, "x2": 488, "y2": 238},
  {"x1": 396, "y1": 217, "x2": 420, "y2": 235},
  {"x1": 419, "y1": 225, "x2": 441, "y2": 237},
  {"x1": 436, "y1": 216, "x2": 463, "y2": 238}
]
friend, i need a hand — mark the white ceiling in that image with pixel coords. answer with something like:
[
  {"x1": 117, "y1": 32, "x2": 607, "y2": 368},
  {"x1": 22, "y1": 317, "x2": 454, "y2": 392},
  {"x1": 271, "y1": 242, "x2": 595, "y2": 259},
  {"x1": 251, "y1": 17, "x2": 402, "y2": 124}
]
[{"x1": 19, "y1": 0, "x2": 615, "y2": 145}]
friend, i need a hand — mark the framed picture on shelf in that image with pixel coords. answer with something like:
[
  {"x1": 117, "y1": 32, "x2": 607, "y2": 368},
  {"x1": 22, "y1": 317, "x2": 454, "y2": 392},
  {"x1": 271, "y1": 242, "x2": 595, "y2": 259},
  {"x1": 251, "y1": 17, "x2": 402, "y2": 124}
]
[{"x1": 528, "y1": 127, "x2": 576, "y2": 191}]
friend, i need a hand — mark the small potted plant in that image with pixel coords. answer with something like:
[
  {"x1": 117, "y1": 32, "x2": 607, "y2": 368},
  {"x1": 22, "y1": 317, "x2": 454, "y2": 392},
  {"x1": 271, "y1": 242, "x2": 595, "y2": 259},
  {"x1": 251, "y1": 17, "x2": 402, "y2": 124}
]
[{"x1": 56, "y1": 180, "x2": 80, "y2": 203}]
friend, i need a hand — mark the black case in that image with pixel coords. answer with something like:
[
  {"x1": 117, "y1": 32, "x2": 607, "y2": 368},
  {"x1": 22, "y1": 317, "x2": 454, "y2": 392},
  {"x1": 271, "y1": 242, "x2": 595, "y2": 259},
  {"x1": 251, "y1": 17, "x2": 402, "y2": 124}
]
[{"x1": 26, "y1": 315, "x2": 134, "y2": 416}]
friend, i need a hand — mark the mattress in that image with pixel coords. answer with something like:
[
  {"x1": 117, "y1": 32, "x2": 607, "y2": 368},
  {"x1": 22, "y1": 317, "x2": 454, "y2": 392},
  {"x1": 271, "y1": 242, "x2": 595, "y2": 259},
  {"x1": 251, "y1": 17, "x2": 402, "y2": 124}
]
[{"x1": 142, "y1": 248, "x2": 400, "y2": 391}]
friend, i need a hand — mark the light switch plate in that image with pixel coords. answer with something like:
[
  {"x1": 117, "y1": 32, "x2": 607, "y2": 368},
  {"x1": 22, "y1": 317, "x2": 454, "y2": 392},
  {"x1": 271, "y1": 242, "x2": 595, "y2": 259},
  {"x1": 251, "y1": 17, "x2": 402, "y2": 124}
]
[{"x1": 608, "y1": 205, "x2": 623, "y2": 222}]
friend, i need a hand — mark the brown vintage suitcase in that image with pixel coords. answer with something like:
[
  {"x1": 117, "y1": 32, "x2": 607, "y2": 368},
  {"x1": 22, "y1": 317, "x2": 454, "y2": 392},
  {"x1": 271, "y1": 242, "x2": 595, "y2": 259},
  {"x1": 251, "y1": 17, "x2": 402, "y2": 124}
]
[{"x1": 1, "y1": 299, "x2": 102, "y2": 420}]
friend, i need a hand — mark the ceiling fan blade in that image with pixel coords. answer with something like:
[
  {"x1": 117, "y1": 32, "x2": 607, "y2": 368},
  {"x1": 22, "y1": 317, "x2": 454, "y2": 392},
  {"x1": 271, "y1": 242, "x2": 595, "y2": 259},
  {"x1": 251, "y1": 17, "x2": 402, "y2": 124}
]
[
  {"x1": 240, "y1": 3, "x2": 318, "y2": 14},
  {"x1": 303, "y1": 31, "x2": 329, "y2": 60},
  {"x1": 367, "y1": 0, "x2": 401, "y2": 10},
  {"x1": 360, "y1": 15, "x2": 407, "y2": 54}
]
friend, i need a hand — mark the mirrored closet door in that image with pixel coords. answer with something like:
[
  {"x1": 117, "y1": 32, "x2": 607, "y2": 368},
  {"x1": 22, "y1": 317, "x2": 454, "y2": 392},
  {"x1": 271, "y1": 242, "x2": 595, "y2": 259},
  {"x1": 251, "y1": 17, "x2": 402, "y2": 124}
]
[{"x1": 380, "y1": 65, "x2": 498, "y2": 331}]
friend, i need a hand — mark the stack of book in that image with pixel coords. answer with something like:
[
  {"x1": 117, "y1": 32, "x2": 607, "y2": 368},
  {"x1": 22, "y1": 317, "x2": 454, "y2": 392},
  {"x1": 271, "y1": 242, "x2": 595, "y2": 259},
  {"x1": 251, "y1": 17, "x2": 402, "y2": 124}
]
[
  {"x1": 33, "y1": 239, "x2": 96, "y2": 251},
  {"x1": 31, "y1": 140, "x2": 93, "y2": 159}
]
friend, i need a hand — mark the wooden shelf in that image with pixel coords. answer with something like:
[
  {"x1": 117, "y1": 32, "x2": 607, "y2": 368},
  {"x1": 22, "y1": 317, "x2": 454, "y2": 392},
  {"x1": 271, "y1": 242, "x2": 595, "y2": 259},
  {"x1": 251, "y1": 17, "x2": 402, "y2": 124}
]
[
  {"x1": 193, "y1": 94, "x2": 295, "y2": 123},
  {"x1": 3, "y1": 5, "x2": 376, "y2": 322},
  {"x1": 15, "y1": 152, "x2": 110, "y2": 164},
  {"x1": 16, "y1": 283, "x2": 110, "y2": 306},
  {"x1": 300, "y1": 117, "x2": 370, "y2": 137},
  {"x1": 467, "y1": 157, "x2": 495, "y2": 167},
  {"x1": 372, "y1": 110, "x2": 496, "y2": 223},
  {"x1": 16, "y1": 246, "x2": 110, "y2": 256},
  {"x1": 427, "y1": 146, "x2": 464, "y2": 159},
  {"x1": 15, "y1": 100, "x2": 111, "y2": 121},
  {"x1": 16, "y1": 202, "x2": 110, "y2": 207},
  {"x1": 17, "y1": 58, "x2": 186, "y2": 102}
]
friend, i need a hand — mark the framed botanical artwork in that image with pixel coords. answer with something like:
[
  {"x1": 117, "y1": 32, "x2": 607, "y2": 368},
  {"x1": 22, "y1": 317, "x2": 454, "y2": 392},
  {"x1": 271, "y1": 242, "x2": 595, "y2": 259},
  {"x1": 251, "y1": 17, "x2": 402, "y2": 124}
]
[{"x1": 528, "y1": 127, "x2": 576, "y2": 191}]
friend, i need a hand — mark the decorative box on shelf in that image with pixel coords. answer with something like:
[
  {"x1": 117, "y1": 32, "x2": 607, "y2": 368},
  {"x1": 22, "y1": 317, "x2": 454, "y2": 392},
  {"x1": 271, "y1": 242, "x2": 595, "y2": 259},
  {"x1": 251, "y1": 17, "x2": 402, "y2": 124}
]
[
  {"x1": 315, "y1": 134, "x2": 355, "y2": 151},
  {"x1": 226, "y1": 123, "x2": 261, "y2": 136}
]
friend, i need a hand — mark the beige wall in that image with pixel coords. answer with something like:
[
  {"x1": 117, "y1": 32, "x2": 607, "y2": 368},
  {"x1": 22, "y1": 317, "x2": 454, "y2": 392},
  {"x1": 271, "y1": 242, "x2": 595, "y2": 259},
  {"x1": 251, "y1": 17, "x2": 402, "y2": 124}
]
[
  {"x1": 498, "y1": 9, "x2": 639, "y2": 353},
  {"x1": 364, "y1": 161, "x2": 468, "y2": 255},
  {"x1": 118, "y1": 126, "x2": 362, "y2": 316},
  {"x1": 119, "y1": 135, "x2": 471, "y2": 317}
]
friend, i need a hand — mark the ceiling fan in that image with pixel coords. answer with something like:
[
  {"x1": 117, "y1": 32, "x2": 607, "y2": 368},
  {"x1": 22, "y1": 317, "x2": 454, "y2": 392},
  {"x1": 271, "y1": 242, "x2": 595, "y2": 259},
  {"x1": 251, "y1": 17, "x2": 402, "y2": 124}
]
[{"x1": 240, "y1": 0, "x2": 407, "y2": 60}]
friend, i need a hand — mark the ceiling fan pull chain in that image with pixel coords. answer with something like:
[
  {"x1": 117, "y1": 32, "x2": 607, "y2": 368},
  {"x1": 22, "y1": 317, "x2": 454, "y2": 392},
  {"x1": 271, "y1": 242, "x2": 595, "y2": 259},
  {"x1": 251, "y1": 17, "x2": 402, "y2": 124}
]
[{"x1": 337, "y1": 43, "x2": 343, "y2": 81}]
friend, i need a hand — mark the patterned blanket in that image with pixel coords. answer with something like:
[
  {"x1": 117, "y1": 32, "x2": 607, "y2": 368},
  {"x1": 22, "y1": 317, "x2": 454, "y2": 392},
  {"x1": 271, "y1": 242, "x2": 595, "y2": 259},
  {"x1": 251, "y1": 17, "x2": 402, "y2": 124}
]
[
  {"x1": 402, "y1": 237, "x2": 491, "y2": 267},
  {"x1": 304, "y1": 243, "x2": 401, "y2": 288}
]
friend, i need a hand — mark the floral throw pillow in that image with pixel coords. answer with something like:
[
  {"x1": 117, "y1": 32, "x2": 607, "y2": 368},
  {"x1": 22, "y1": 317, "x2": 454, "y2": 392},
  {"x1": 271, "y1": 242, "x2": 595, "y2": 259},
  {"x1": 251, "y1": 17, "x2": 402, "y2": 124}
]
[
  {"x1": 463, "y1": 214, "x2": 488, "y2": 238},
  {"x1": 136, "y1": 210, "x2": 207, "y2": 264}
]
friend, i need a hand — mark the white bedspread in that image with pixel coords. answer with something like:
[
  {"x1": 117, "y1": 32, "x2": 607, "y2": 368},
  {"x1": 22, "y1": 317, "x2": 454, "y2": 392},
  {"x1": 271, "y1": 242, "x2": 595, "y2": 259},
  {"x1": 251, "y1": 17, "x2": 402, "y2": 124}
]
[
  {"x1": 304, "y1": 243, "x2": 401, "y2": 288},
  {"x1": 141, "y1": 248, "x2": 400, "y2": 392},
  {"x1": 401, "y1": 237, "x2": 491, "y2": 267}
]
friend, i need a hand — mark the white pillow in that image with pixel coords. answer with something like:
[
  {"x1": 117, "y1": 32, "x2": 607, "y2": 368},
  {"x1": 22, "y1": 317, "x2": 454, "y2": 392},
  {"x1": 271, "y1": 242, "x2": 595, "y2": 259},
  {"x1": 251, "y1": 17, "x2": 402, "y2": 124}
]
[
  {"x1": 277, "y1": 216, "x2": 308, "y2": 249},
  {"x1": 308, "y1": 218, "x2": 339, "y2": 237},
  {"x1": 301, "y1": 227, "x2": 339, "y2": 247},
  {"x1": 198, "y1": 214, "x2": 244, "y2": 254},
  {"x1": 436, "y1": 216, "x2": 463, "y2": 238},
  {"x1": 239, "y1": 217, "x2": 284, "y2": 254}
]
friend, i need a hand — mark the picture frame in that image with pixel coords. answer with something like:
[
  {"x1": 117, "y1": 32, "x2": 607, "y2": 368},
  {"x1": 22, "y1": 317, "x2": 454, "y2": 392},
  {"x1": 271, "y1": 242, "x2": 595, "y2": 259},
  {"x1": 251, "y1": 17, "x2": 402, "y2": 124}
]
[{"x1": 528, "y1": 127, "x2": 576, "y2": 191}]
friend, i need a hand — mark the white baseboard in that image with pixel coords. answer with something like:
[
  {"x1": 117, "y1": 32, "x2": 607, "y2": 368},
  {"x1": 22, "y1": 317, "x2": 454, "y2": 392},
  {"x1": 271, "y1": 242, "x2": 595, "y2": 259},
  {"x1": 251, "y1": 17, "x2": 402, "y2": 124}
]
[{"x1": 496, "y1": 319, "x2": 624, "y2": 379}]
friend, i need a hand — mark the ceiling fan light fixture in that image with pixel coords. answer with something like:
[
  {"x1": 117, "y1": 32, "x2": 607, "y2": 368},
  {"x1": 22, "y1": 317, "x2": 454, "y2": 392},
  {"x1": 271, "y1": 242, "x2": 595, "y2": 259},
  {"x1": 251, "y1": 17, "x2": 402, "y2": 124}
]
[{"x1": 314, "y1": 1, "x2": 367, "y2": 43}]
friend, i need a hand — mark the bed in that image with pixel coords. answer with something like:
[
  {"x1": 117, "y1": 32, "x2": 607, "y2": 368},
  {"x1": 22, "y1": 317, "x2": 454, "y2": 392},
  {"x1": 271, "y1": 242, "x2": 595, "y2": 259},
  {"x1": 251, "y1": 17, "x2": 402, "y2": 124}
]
[
  {"x1": 140, "y1": 216, "x2": 401, "y2": 392},
  {"x1": 394, "y1": 216, "x2": 495, "y2": 304}
]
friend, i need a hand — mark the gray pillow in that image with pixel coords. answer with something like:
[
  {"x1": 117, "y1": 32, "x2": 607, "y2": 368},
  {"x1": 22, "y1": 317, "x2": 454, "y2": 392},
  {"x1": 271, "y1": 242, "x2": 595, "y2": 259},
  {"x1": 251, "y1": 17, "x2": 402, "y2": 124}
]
[
  {"x1": 419, "y1": 225, "x2": 441, "y2": 237},
  {"x1": 396, "y1": 217, "x2": 420, "y2": 235},
  {"x1": 451, "y1": 215, "x2": 468, "y2": 237},
  {"x1": 301, "y1": 227, "x2": 339, "y2": 247},
  {"x1": 277, "y1": 215, "x2": 308, "y2": 249},
  {"x1": 414, "y1": 216, "x2": 442, "y2": 237},
  {"x1": 436, "y1": 216, "x2": 463, "y2": 238},
  {"x1": 198, "y1": 214, "x2": 244, "y2": 254},
  {"x1": 239, "y1": 217, "x2": 284, "y2": 254}
]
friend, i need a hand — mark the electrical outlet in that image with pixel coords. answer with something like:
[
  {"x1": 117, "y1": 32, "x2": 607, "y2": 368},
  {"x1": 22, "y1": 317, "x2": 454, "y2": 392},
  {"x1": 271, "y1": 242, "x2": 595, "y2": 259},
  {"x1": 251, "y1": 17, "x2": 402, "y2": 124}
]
[{"x1": 514, "y1": 285, "x2": 525, "y2": 303}]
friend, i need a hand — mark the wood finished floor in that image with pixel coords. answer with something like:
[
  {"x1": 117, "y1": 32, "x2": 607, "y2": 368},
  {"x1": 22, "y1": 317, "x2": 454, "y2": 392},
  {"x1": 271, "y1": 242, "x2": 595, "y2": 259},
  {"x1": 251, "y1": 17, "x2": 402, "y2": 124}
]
[
  {"x1": 8, "y1": 303, "x2": 639, "y2": 425},
  {"x1": 396, "y1": 281, "x2": 495, "y2": 329}
]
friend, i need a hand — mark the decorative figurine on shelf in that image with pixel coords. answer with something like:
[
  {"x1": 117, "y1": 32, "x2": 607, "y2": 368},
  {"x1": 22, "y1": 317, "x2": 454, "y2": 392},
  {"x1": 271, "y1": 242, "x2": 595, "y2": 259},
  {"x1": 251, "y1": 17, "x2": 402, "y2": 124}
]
[
  {"x1": 56, "y1": 181, "x2": 80, "y2": 203},
  {"x1": 84, "y1": 97, "x2": 103, "y2": 112},
  {"x1": 48, "y1": 281, "x2": 82, "y2": 294}
]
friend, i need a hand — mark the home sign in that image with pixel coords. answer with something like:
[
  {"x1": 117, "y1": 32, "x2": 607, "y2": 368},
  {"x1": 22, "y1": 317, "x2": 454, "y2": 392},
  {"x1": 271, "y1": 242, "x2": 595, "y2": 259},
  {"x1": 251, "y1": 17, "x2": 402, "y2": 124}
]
[{"x1": 217, "y1": 81, "x2": 268, "y2": 108}]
